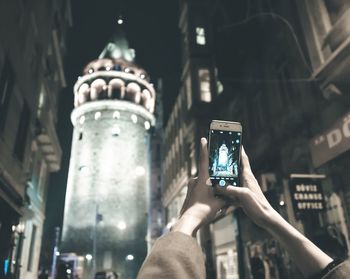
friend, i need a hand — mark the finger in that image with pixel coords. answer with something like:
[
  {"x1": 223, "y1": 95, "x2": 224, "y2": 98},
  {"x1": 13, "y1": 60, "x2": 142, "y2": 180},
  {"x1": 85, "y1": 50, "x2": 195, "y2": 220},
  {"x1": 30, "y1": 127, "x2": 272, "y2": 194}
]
[
  {"x1": 198, "y1": 137, "x2": 209, "y2": 179},
  {"x1": 241, "y1": 146, "x2": 253, "y2": 174},
  {"x1": 179, "y1": 178, "x2": 196, "y2": 216},
  {"x1": 214, "y1": 185, "x2": 248, "y2": 204}
]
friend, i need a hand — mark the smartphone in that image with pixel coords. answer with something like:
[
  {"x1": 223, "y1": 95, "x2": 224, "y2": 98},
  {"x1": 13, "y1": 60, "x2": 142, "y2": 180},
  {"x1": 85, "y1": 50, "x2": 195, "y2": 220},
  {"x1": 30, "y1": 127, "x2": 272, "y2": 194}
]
[{"x1": 208, "y1": 120, "x2": 242, "y2": 187}]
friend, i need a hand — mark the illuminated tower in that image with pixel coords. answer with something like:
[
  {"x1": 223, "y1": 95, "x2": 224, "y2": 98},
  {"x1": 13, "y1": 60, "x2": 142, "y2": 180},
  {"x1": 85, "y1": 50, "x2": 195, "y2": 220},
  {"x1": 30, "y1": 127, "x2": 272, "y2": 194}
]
[{"x1": 61, "y1": 23, "x2": 155, "y2": 278}]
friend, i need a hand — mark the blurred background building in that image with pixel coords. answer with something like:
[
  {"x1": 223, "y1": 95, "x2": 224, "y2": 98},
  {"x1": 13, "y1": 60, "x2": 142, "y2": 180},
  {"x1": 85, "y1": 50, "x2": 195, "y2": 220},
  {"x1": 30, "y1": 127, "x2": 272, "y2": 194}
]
[
  {"x1": 60, "y1": 23, "x2": 156, "y2": 278},
  {"x1": 0, "y1": 0, "x2": 71, "y2": 278}
]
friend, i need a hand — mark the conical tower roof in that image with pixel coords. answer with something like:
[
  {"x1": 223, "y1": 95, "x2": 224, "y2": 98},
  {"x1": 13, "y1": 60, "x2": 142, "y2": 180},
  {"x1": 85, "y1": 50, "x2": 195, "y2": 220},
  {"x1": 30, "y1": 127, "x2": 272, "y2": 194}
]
[{"x1": 98, "y1": 22, "x2": 135, "y2": 62}]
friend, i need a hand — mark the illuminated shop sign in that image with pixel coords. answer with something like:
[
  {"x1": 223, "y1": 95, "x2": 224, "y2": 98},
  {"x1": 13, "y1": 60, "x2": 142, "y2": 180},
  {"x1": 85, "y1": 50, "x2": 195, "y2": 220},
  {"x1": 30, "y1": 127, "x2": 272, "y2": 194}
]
[
  {"x1": 289, "y1": 174, "x2": 326, "y2": 214},
  {"x1": 310, "y1": 112, "x2": 350, "y2": 168}
]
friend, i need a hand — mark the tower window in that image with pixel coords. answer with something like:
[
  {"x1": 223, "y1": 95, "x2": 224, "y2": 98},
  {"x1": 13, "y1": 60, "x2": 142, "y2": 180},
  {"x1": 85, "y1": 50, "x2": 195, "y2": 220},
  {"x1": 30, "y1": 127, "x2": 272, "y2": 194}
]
[
  {"x1": 94, "y1": 111, "x2": 101, "y2": 120},
  {"x1": 131, "y1": 114, "x2": 137, "y2": 123},
  {"x1": 198, "y1": 68, "x2": 211, "y2": 103},
  {"x1": 78, "y1": 132, "x2": 83, "y2": 140},
  {"x1": 111, "y1": 125, "x2": 120, "y2": 136},
  {"x1": 196, "y1": 27, "x2": 206, "y2": 45},
  {"x1": 79, "y1": 116, "x2": 85, "y2": 125}
]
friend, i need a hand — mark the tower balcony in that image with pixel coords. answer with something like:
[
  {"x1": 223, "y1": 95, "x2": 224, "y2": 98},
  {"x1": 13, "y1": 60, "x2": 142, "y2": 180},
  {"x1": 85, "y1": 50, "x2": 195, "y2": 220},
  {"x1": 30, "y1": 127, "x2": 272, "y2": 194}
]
[{"x1": 73, "y1": 68, "x2": 156, "y2": 114}]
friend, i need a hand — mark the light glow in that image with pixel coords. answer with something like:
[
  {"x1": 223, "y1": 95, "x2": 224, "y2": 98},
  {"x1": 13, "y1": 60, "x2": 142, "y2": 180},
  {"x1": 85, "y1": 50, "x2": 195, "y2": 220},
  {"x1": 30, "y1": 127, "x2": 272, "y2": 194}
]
[
  {"x1": 95, "y1": 111, "x2": 101, "y2": 120},
  {"x1": 67, "y1": 269, "x2": 72, "y2": 274},
  {"x1": 117, "y1": 18, "x2": 123, "y2": 25},
  {"x1": 144, "y1": 121, "x2": 151, "y2": 130},
  {"x1": 126, "y1": 254, "x2": 134, "y2": 261},
  {"x1": 117, "y1": 221, "x2": 127, "y2": 230},
  {"x1": 85, "y1": 254, "x2": 93, "y2": 261}
]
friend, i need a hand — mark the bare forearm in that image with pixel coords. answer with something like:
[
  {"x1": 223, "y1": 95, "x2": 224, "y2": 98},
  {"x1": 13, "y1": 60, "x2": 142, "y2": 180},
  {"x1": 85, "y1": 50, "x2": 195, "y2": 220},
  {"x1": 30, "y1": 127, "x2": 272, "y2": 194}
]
[{"x1": 265, "y1": 210, "x2": 332, "y2": 278}]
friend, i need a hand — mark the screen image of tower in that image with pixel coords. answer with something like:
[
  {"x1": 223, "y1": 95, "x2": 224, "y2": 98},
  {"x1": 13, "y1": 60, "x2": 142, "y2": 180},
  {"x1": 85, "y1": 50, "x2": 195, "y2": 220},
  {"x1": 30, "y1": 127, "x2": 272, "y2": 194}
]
[
  {"x1": 61, "y1": 25, "x2": 155, "y2": 279},
  {"x1": 209, "y1": 130, "x2": 241, "y2": 186}
]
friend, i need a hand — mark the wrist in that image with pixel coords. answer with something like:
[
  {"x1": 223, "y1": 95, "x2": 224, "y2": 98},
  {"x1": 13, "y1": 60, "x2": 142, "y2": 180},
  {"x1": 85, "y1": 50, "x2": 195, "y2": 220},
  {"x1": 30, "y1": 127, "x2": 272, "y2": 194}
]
[
  {"x1": 171, "y1": 214, "x2": 202, "y2": 237},
  {"x1": 260, "y1": 208, "x2": 285, "y2": 232}
]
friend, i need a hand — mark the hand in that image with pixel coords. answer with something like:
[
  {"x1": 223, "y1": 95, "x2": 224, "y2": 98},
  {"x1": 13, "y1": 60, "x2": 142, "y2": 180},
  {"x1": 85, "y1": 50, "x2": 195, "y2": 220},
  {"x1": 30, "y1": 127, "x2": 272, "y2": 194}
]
[
  {"x1": 216, "y1": 148, "x2": 334, "y2": 278},
  {"x1": 172, "y1": 138, "x2": 226, "y2": 236},
  {"x1": 215, "y1": 147, "x2": 277, "y2": 229}
]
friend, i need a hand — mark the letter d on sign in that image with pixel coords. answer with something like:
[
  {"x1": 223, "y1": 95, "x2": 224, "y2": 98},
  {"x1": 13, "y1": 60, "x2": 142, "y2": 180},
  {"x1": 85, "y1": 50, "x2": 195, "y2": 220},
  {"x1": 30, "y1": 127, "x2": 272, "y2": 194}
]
[
  {"x1": 343, "y1": 118, "x2": 350, "y2": 138},
  {"x1": 327, "y1": 129, "x2": 342, "y2": 148}
]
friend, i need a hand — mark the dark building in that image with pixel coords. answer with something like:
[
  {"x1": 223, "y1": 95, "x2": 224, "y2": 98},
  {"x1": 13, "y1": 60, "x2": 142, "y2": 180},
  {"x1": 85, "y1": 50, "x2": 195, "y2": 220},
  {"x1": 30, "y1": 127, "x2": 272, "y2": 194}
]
[
  {"x1": 0, "y1": 0, "x2": 71, "y2": 278},
  {"x1": 163, "y1": 0, "x2": 350, "y2": 278}
]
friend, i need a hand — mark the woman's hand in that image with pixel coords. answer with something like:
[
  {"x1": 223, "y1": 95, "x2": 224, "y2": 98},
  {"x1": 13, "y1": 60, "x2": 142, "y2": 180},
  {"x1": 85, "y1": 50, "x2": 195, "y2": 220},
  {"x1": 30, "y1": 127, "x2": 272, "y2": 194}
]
[
  {"x1": 214, "y1": 147, "x2": 277, "y2": 229},
  {"x1": 172, "y1": 138, "x2": 226, "y2": 236}
]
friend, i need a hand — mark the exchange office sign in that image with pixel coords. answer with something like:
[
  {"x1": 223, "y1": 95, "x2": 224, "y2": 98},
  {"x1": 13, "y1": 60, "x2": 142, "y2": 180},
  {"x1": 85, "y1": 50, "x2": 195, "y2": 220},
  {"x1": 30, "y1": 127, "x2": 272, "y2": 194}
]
[
  {"x1": 310, "y1": 112, "x2": 350, "y2": 168},
  {"x1": 289, "y1": 174, "x2": 326, "y2": 215}
]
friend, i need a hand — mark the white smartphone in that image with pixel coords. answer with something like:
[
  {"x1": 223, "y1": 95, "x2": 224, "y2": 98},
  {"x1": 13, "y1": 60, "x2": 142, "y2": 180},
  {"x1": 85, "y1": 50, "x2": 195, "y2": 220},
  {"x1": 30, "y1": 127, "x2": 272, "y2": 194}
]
[{"x1": 208, "y1": 120, "x2": 242, "y2": 187}]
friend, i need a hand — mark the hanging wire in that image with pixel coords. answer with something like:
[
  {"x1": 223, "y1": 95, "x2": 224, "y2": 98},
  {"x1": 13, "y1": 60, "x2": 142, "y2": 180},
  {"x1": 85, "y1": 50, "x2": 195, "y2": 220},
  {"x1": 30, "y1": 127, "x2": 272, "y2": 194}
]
[{"x1": 220, "y1": 11, "x2": 316, "y2": 82}]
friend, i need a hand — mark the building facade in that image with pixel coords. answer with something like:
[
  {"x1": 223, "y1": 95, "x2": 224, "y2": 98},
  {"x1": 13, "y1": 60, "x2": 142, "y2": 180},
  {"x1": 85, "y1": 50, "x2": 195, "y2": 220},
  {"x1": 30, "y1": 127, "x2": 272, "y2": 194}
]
[
  {"x1": 163, "y1": 0, "x2": 350, "y2": 278},
  {"x1": 61, "y1": 25, "x2": 156, "y2": 279},
  {"x1": 211, "y1": 0, "x2": 350, "y2": 278},
  {"x1": 162, "y1": 1, "x2": 240, "y2": 278},
  {"x1": 0, "y1": 0, "x2": 71, "y2": 278}
]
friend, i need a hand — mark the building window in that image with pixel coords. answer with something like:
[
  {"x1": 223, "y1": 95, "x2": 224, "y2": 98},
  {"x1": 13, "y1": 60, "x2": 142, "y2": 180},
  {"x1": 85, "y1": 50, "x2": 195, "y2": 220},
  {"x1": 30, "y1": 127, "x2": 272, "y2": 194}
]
[
  {"x1": 38, "y1": 161, "x2": 47, "y2": 198},
  {"x1": 196, "y1": 27, "x2": 206, "y2": 45},
  {"x1": 27, "y1": 224, "x2": 37, "y2": 271},
  {"x1": 0, "y1": 57, "x2": 15, "y2": 133},
  {"x1": 31, "y1": 152, "x2": 41, "y2": 190},
  {"x1": 323, "y1": 0, "x2": 350, "y2": 25},
  {"x1": 198, "y1": 68, "x2": 211, "y2": 103},
  {"x1": 276, "y1": 59, "x2": 296, "y2": 108},
  {"x1": 14, "y1": 102, "x2": 31, "y2": 162},
  {"x1": 303, "y1": 1, "x2": 350, "y2": 61}
]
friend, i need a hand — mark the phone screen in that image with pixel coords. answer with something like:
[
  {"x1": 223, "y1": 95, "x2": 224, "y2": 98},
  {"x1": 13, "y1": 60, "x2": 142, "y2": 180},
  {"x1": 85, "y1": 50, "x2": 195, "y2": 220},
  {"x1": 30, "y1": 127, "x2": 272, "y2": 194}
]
[{"x1": 209, "y1": 129, "x2": 242, "y2": 186}]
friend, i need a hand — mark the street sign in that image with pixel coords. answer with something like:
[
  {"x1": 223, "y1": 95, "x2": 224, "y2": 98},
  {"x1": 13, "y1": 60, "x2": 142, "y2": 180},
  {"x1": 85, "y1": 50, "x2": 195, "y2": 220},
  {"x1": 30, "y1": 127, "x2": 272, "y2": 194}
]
[
  {"x1": 289, "y1": 174, "x2": 326, "y2": 215},
  {"x1": 310, "y1": 112, "x2": 350, "y2": 168}
]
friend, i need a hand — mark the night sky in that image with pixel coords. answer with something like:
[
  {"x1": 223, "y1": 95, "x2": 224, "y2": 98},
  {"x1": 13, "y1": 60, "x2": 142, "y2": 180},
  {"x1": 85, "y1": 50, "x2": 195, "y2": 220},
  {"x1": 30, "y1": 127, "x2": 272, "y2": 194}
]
[{"x1": 42, "y1": 0, "x2": 181, "y2": 260}]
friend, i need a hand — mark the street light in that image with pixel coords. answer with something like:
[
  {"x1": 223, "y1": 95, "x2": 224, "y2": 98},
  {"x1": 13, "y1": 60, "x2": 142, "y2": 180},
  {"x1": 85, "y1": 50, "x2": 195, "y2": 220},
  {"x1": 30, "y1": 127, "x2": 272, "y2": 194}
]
[{"x1": 85, "y1": 254, "x2": 92, "y2": 261}]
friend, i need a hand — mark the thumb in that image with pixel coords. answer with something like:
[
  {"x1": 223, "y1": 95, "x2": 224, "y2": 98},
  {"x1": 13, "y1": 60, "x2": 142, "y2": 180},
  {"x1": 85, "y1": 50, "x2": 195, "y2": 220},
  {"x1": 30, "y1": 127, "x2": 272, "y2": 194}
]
[
  {"x1": 198, "y1": 138, "x2": 209, "y2": 180},
  {"x1": 214, "y1": 185, "x2": 249, "y2": 204}
]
